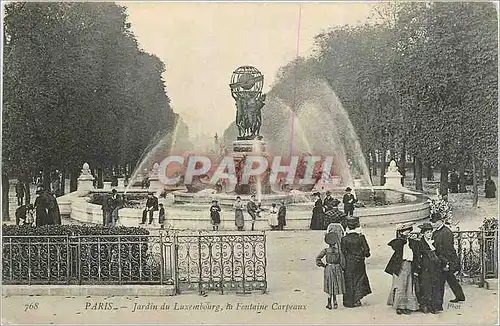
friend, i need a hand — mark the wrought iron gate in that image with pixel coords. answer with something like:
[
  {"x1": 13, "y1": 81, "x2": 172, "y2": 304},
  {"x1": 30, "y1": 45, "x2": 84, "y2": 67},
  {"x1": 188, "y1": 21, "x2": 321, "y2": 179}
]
[{"x1": 172, "y1": 231, "x2": 267, "y2": 294}]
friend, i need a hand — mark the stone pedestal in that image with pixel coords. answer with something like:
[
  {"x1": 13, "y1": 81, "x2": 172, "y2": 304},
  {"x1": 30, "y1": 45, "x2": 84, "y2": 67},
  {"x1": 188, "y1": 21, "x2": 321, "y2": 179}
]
[
  {"x1": 384, "y1": 160, "x2": 403, "y2": 189},
  {"x1": 384, "y1": 160, "x2": 404, "y2": 203},
  {"x1": 77, "y1": 163, "x2": 95, "y2": 196},
  {"x1": 232, "y1": 139, "x2": 269, "y2": 197},
  {"x1": 117, "y1": 178, "x2": 125, "y2": 189},
  {"x1": 103, "y1": 182, "x2": 112, "y2": 190}
]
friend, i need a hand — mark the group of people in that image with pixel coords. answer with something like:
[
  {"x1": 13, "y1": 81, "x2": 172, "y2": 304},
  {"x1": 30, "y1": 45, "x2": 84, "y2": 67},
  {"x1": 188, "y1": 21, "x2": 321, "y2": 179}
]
[
  {"x1": 385, "y1": 212, "x2": 465, "y2": 315},
  {"x1": 140, "y1": 192, "x2": 165, "y2": 227},
  {"x1": 316, "y1": 210, "x2": 465, "y2": 314},
  {"x1": 316, "y1": 216, "x2": 372, "y2": 309},
  {"x1": 310, "y1": 188, "x2": 356, "y2": 230},
  {"x1": 208, "y1": 195, "x2": 287, "y2": 231},
  {"x1": 16, "y1": 184, "x2": 61, "y2": 227}
]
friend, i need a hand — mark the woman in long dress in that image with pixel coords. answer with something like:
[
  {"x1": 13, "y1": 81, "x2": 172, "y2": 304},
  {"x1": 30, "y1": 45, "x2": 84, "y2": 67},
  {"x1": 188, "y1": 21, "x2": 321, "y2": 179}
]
[
  {"x1": 234, "y1": 196, "x2": 245, "y2": 231},
  {"x1": 316, "y1": 223, "x2": 346, "y2": 309},
  {"x1": 210, "y1": 200, "x2": 221, "y2": 231},
  {"x1": 416, "y1": 222, "x2": 442, "y2": 314},
  {"x1": 267, "y1": 203, "x2": 279, "y2": 230},
  {"x1": 310, "y1": 193, "x2": 324, "y2": 230},
  {"x1": 341, "y1": 218, "x2": 372, "y2": 308},
  {"x1": 385, "y1": 224, "x2": 420, "y2": 315}
]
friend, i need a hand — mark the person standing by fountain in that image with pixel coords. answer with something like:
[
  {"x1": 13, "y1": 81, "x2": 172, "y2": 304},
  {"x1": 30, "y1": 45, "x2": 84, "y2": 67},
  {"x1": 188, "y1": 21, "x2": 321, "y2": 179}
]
[
  {"x1": 341, "y1": 217, "x2": 372, "y2": 308},
  {"x1": 108, "y1": 189, "x2": 122, "y2": 227},
  {"x1": 234, "y1": 196, "x2": 245, "y2": 231},
  {"x1": 277, "y1": 200, "x2": 287, "y2": 231},
  {"x1": 385, "y1": 224, "x2": 420, "y2": 315},
  {"x1": 324, "y1": 199, "x2": 347, "y2": 231},
  {"x1": 316, "y1": 224, "x2": 346, "y2": 310},
  {"x1": 247, "y1": 194, "x2": 259, "y2": 231},
  {"x1": 268, "y1": 203, "x2": 279, "y2": 230},
  {"x1": 342, "y1": 187, "x2": 356, "y2": 217},
  {"x1": 141, "y1": 193, "x2": 158, "y2": 225},
  {"x1": 431, "y1": 212, "x2": 465, "y2": 306},
  {"x1": 416, "y1": 222, "x2": 442, "y2": 314},
  {"x1": 310, "y1": 192, "x2": 324, "y2": 230},
  {"x1": 485, "y1": 177, "x2": 496, "y2": 198},
  {"x1": 210, "y1": 200, "x2": 221, "y2": 231},
  {"x1": 158, "y1": 203, "x2": 165, "y2": 229}
]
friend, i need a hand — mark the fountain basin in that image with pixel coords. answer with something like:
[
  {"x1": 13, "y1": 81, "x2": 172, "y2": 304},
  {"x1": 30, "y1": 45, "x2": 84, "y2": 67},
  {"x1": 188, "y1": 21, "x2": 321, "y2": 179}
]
[{"x1": 57, "y1": 187, "x2": 430, "y2": 229}]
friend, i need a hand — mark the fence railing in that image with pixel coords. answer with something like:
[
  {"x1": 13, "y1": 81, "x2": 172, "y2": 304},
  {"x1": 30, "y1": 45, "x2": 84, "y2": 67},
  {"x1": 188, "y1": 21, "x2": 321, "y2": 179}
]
[
  {"x1": 2, "y1": 231, "x2": 268, "y2": 294},
  {"x1": 2, "y1": 234, "x2": 175, "y2": 285},
  {"x1": 172, "y1": 231, "x2": 267, "y2": 294}
]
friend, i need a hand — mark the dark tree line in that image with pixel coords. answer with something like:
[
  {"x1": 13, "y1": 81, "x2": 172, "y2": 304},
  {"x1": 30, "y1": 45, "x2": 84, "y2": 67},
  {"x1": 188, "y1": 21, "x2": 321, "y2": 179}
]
[{"x1": 2, "y1": 3, "x2": 178, "y2": 219}]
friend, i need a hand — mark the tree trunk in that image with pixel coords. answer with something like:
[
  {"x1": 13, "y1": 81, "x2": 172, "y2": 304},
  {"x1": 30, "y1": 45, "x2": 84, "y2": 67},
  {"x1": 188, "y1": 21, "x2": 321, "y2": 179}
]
[
  {"x1": 98, "y1": 168, "x2": 104, "y2": 189},
  {"x1": 43, "y1": 168, "x2": 51, "y2": 191},
  {"x1": 478, "y1": 163, "x2": 484, "y2": 185},
  {"x1": 400, "y1": 142, "x2": 406, "y2": 187},
  {"x1": 70, "y1": 169, "x2": 78, "y2": 192},
  {"x1": 415, "y1": 155, "x2": 423, "y2": 191},
  {"x1": 439, "y1": 164, "x2": 449, "y2": 197},
  {"x1": 485, "y1": 165, "x2": 492, "y2": 180},
  {"x1": 472, "y1": 156, "x2": 478, "y2": 208},
  {"x1": 60, "y1": 169, "x2": 66, "y2": 195},
  {"x1": 459, "y1": 163, "x2": 467, "y2": 193},
  {"x1": 2, "y1": 173, "x2": 10, "y2": 221},
  {"x1": 426, "y1": 163, "x2": 434, "y2": 181},
  {"x1": 23, "y1": 171, "x2": 31, "y2": 206},
  {"x1": 412, "y1": 155, "x2": 416, "y2": 179},
  {"x1": 371, "y1": 150, "x2": 377, "y2": 176},
  {"x1": 380, "y1": 148, "x2": 386, "y2": 186}
]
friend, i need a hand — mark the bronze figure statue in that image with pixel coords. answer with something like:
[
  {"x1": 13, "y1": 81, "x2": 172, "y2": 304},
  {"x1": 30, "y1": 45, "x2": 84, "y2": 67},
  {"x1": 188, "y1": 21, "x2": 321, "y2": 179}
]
[{"x1": 230, "y1": 66, "x2": 266, "y2": 140}]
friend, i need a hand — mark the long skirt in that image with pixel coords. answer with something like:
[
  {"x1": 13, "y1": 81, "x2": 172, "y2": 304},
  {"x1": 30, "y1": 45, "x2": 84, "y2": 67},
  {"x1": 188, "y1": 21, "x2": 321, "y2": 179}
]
[
  {"x1": 387, "y1": 261, "x2": 419, "y2": 311},
  {"x1": 235, "y1": 210, "x2": 244, "y2": 228},
  {"x1": 324, "y1": 264, "x2": 345, "y2": 295},
  {"x1": 343, "y1": 258, "x2": 372, "y2": 307},
  {"x1": 310, "y1": 210, "x2": 324, "y2": 230},
  {"x1": 419, "y1": 269, "x2": 442, "y2": 312}
]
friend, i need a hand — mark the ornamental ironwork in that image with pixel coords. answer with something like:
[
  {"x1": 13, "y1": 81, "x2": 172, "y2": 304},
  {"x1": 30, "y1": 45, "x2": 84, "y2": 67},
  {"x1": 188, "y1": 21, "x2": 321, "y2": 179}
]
[
  {"x1": 2, "y1": 231, "x2": 268, "y2": 295},
  {"x1": 173, "y1": 231, "x2": 267, "y2": 294},
  {"x1": 2, "y1": 234, "x2": 174, "y2": 285}
]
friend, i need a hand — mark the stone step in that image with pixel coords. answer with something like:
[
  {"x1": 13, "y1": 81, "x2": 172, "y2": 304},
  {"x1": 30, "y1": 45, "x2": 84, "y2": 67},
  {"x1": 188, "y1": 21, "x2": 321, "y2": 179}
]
[{"x1": 485, "y1": 278, "x2": 498, "y2": 290}]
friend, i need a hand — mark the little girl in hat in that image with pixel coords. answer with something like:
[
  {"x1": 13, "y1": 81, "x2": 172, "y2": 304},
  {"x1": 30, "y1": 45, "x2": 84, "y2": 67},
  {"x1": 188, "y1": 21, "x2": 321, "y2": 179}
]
[{"x1": 316, "y1": 224, "x2": 346, "y2": 309}]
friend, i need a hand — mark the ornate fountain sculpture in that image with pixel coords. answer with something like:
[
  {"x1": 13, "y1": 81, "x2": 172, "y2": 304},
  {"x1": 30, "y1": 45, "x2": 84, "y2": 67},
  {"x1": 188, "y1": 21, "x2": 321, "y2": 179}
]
[{"x1": 229, "y1": 66, "x2": 271, "y2": 196}]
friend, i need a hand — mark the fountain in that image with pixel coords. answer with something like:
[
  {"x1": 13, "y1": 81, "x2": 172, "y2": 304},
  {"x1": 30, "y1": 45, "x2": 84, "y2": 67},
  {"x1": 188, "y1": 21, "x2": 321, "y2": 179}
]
[{"x1": 56, "y1": 68, "x2": 430, "y2": 229}]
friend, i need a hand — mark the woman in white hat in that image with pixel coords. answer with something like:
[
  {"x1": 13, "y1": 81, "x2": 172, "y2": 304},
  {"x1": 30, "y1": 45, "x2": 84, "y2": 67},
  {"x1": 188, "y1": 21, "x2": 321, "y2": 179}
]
[{"x1": 385, "y1": 223, "x2": 420, "y2": 315}]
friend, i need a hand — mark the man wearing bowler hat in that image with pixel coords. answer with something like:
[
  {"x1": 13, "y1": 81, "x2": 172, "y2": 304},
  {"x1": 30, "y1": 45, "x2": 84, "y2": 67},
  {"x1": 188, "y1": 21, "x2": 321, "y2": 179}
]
[{"x1": 430, "y1": 212, "x2": 465, "y2": 306}]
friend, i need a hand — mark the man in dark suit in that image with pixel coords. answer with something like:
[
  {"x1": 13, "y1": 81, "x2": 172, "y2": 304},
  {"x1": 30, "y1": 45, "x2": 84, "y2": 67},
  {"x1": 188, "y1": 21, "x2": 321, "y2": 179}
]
[
  {"x1": 342, "y1": 187, "x2": 356, "y2": 217},
  {"x1": 247, "y1": 194, "x2": 259, "y2": 231},
  {"x1": 141, "y1": 193, "x2": 159, "y2": 225},
  {"x1": 431, "y1": 212, "x2": 465, "y2": 307}
]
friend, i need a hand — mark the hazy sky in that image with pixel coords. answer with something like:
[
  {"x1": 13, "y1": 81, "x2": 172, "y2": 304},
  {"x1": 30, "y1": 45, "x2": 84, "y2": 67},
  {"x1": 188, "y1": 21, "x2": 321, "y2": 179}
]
[{"x1": 119, "y1": 2, "x2": 375, "y2": 139}]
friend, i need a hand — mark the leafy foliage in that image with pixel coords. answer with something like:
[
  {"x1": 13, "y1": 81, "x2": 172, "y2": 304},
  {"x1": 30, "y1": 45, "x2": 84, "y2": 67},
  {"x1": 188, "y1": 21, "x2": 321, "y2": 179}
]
[
  {"x1": 267, "y1": 2, "x2": 498, "y2": 194},
  {"x1": 2, "y1": 3, "x2": 176, "y2": 177}
]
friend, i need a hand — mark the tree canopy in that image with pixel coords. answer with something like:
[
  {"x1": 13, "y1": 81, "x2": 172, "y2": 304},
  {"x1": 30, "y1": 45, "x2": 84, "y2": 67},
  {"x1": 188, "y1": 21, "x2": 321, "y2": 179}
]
[
  {"x1": 261, "y1": 2, "x2": 498, "y2": 196},
  {"x1": 3, "y1": 2, "x2": 177, "y2": 178}
]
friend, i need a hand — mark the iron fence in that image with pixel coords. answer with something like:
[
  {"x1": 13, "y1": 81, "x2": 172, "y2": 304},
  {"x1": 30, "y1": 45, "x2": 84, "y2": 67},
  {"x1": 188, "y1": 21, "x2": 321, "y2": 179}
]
[
  {"x1": 172, "y1": 231, "x2": 267, "y2": 294},
  {"x1": 2, "y1": 231, "x2": 268, "y2": 294},
  {"x1": 2, "y1": 234, "x2": 175, "y2": 285},
  {"x1": 454, "y1": 231, "x2": 483, "y2": 284}
]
